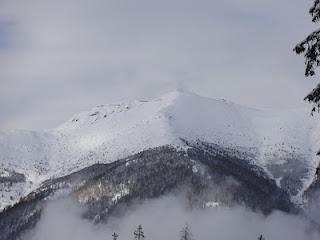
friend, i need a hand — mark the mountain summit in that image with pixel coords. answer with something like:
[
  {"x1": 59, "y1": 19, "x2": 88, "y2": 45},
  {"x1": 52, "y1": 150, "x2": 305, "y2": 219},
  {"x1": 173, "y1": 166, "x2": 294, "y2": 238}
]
[{"x1": 0, "y1": 91, "x2": 319, "y2": 210}]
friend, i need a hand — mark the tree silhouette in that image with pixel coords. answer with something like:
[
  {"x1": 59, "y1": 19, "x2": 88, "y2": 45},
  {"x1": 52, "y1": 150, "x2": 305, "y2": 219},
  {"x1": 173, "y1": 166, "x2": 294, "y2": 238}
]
[
  {"x1": 294, "y1": 0, "x2": 320, "y2": 155},
  {"x1": 112, "y1": 232, "x2": 119, "y2": 240},
  {"x1": 180, "y1": 224, "x2": 193, "y2": 240},
  {"x1": 294, "y1": 1, "x2": 320, "y2": 116},
  {"x1": 134, "y1": 225, "x2": 145, "y2": 240}
]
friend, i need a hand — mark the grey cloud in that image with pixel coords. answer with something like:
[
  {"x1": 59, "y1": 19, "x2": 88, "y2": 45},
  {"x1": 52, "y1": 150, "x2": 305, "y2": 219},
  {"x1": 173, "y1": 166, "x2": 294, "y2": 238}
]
[{"x1": 0, "y1": 0, "x2": 317, "y2": 130}]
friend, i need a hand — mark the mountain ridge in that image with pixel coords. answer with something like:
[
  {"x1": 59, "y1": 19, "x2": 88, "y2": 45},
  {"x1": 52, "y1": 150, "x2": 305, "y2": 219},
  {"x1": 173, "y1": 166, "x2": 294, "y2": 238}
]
[{"x1": 0, "y1": 91, "x2": 319, "y2": 210}]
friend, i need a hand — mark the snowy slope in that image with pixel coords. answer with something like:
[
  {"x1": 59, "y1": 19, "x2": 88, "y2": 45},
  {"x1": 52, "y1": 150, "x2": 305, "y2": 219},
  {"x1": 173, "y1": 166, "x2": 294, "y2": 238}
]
[{"x1": 0, "y1": 91, "x2": 319, "y2": 210}]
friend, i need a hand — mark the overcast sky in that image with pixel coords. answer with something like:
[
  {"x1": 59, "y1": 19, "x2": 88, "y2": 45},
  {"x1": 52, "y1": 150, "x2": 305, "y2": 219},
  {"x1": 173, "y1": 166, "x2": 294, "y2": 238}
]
[{"x1": 0, "y1": 0, "x2": 318, "y2": 130}]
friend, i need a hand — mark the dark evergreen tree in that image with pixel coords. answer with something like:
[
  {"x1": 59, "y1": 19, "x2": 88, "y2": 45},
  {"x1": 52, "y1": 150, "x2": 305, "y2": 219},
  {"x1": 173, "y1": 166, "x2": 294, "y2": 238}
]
[
  {"x1": 134, "y1": 225, "x2": 145, "y2": 240},
  {"x1": 294, "y1": 0, "x2": 320, "y2": 155},
  {"x1": 180, "y1": 224, "x2": 193, "y2": 240},
  {"x1": 294, "y1": 1, "x2": 320, "y2": 114},
  {"x1": 112, "y1": 232, "x2": 119, "y2": 240}
]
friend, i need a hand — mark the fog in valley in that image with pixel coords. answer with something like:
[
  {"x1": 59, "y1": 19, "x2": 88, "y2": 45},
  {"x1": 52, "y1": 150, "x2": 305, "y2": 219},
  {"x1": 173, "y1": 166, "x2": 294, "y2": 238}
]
[{"x1": 25, "y1": 195, "x2": 320, "y2": 240}]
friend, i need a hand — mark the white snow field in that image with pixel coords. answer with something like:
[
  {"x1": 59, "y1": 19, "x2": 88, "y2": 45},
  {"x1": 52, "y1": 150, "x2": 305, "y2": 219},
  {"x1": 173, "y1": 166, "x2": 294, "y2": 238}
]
[{"x1": 0, "y1": 91, "x2": 319, "y2": 210}]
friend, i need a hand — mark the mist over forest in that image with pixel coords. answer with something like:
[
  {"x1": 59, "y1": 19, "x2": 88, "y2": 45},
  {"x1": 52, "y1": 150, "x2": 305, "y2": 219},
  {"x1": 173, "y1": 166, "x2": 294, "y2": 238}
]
[{"x1": 25, "y1": 195, "x2": 320, "y2": 240}]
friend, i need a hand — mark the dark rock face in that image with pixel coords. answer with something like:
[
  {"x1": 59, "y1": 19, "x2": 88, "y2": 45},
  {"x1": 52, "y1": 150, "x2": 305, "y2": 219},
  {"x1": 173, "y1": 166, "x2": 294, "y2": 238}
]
[
  {"x1": 0, "y1": 170, "x2": 27, "y2": 211},
  {"x1": 0, "y1": 170, "x2": 26, "y2": 184},
  {"x1": 0, "y1": 144, "x2": 297, "y2": 240}
]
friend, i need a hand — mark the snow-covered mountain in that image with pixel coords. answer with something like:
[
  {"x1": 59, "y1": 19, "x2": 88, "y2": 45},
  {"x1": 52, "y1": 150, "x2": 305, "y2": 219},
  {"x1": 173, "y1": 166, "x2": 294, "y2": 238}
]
[{"x1": 0, "y1": 91, "x2": 320, "y2": 210}]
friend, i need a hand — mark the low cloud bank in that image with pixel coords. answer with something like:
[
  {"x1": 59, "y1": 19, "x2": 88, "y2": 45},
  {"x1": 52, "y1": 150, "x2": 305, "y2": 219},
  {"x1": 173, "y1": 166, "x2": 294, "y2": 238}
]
[{"x1": 25, "y1": 196, "x2": 320, "y2": 240}]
